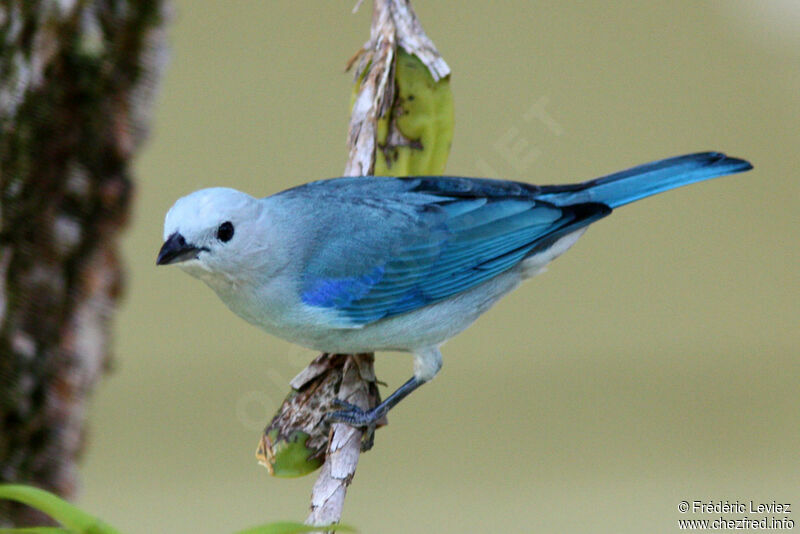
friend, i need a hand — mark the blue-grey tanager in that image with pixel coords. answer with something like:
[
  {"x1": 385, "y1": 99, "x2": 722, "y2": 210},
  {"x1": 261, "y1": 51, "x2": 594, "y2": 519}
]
[{"x1": 157, "y1": 152, "x2": 752, "y2": 427}]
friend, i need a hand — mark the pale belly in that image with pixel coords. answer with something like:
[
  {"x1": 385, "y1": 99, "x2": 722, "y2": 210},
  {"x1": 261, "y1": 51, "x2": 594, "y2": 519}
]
[
  {"x1": 211, "y1": 230, "x2": 585, "y2": 354},
  {"x1": 288, "y1": 268, "x2": 524, "y2": 353}
]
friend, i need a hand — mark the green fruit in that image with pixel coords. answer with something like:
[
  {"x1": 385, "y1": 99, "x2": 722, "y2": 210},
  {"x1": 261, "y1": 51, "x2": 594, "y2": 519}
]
[
  {"x1": 257, "y1": 428, "x2": 324, "y2": 478},
  {"x1": 375, "y1": 48, "x2": 454, "y2": 176}
]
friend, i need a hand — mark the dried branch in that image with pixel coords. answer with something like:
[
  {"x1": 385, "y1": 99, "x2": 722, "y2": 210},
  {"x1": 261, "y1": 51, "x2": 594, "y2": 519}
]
[
  {"x1": 303, "y1": 0, "x2": 449, "y2": 530},
  {"x1": 304, "y1": 354, "x2": 379, "y2": 527}
]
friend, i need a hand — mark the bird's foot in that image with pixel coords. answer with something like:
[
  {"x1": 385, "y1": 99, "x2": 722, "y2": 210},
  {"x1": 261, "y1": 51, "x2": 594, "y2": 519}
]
[
  {"x1": 327, "y1": 399, "x2": 381, "y2": 427},
  {"x1": 327, "y1": 399, "x2": 379, "y2": 451},
  {"x1": 325, "y1": 376, "x2": 422, "y2": 451}
]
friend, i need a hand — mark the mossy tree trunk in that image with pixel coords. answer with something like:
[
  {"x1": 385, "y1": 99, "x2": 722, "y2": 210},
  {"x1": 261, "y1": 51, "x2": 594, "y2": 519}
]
[{"x1": 0, "y1": 1, "x2": 169, "y2": 526}]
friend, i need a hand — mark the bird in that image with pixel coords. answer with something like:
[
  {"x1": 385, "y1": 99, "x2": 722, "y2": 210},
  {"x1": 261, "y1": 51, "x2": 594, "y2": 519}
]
[{"x1": 157, "y1": 151, "x2": 752, "y2": 428}]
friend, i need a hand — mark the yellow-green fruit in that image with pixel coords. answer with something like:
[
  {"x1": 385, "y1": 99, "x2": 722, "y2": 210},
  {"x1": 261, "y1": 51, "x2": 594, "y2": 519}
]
[
  {"x1": 257, "y1": 428, "x2": 323, "y2": 478},
  {"x1": 374, "y1": 49, "x2": 454, "y2": 176}
]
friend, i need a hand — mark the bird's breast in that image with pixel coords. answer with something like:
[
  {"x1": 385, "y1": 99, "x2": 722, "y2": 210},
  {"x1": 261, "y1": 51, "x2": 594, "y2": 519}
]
[{"x1": 208, "y1": 266, "x2": 526, "y2": 354}]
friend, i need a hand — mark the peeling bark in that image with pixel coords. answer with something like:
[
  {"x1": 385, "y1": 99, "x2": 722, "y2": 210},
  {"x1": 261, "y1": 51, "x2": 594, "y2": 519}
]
[{"x1": 0, "y1": 0, "x2": 169, "y2": 526}]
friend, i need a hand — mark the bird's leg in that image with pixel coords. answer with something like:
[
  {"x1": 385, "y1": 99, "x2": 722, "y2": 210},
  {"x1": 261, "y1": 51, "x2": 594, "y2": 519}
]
[
  {"x1": 327, "y1": 347, "x2": 442, "y2": 428},
  {"x1": 328, "y1": 375, "x2": 423, "y2": 427}
]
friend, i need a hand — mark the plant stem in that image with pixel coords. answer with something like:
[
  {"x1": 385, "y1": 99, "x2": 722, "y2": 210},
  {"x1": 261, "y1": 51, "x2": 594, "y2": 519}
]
[{"x1": 304, "y1": 1, "x2": 450, "y2": 530}]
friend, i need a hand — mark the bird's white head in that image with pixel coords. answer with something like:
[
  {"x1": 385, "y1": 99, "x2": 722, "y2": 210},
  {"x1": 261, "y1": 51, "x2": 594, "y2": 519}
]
[{"x1": 157, "y1": 187, "x2": 269, "y2": 285}]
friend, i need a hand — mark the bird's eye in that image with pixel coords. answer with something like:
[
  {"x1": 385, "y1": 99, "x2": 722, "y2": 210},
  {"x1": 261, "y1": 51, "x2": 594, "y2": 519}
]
[{"x1": 217, "y1": 221, "x2": 234, "y2": 242}]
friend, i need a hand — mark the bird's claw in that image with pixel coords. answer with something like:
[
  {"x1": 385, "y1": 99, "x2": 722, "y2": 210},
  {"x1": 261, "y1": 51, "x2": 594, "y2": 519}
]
[
  {"x1": 326, "y1": 401, "x2": 377, "y2": 427},
  {"x1": 326, "y1": 400, "x2": 378, "y2": 451}
]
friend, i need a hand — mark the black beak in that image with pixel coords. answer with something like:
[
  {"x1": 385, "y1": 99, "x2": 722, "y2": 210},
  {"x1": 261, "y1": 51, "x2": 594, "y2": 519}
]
[{"x1": 156, "y1": 232, "x2": 204, "y2": 265}]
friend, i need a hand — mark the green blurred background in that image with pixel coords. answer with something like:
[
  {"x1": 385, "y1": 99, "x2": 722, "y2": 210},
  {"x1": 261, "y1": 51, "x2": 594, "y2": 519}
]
[{"x1": 79, "y1": 1, "x2": 799, "y2": 532}]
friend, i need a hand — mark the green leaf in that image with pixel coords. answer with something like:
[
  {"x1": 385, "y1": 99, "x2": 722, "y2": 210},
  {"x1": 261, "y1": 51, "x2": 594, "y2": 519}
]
[
  {"x1": 0, "y1": 528, "x2": 73, "y2": 533},
  {"x1": 233, "y1": 521, "x2": 356, "y2": 534},
  {"x1": 0, "y1": 485, "x2": 121, "y2": 534}
]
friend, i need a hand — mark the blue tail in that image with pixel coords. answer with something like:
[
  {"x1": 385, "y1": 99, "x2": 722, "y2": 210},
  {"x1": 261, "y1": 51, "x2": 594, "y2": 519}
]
[{"x1": 537, "y1": 152, "x2": 753, "y2": 209}]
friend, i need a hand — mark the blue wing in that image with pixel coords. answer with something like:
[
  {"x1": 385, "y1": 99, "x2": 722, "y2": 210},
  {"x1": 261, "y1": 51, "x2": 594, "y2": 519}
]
[
  {"x1": 292, "y1": 152, "x2": 750, "y2": 327},
  {"x1": 290, "y1": 176, "x2": 610, "y2": 326}
]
